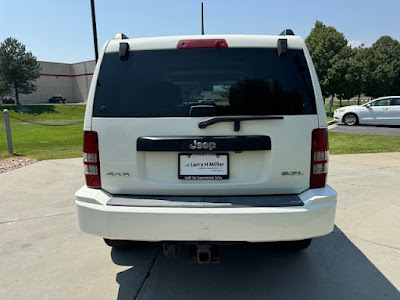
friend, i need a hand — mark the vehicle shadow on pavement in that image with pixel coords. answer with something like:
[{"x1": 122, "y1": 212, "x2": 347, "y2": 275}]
[
  {"x1": 112, "y1": 226, "x2": 399, "y2": 300},
  {"x1": 111, "y1": 242, "x2": 161, "y2": 299}
]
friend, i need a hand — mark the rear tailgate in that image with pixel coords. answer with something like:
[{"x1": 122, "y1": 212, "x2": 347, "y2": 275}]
[{"x1": 93, "y1": 115, "x2": 318, "y2": 195}]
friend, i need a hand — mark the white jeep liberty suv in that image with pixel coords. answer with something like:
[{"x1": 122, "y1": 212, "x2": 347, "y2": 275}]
[{"x1": 75, "y1": 30, "x2": 337, "y2": 256}]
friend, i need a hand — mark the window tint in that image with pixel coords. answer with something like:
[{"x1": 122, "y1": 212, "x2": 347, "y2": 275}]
[
  {"x1": 372, "y1": 99, "x2": 390, "y2": 106},
  {"x1": 93, "y1": 48, "x2": 316, "y2": 117},
  {"x1": 390, "y1": 98, "x2": 400, "y2": 105}
]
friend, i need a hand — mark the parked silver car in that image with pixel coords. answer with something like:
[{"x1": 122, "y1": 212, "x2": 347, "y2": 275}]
[{"x1": 334, "y1": 96, "x2": 400, "y2": 126}]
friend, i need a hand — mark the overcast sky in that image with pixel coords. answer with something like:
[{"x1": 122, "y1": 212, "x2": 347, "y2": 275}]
[{"x1": 1, "y1": 0, "x2": 399, "y2": 63}]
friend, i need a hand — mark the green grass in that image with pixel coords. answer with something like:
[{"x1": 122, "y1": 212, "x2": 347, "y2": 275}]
[
  {"x1": 329, "y1": 131, "x2": 400, "y2": 155},
  {"x1": 0, "y1": 105, "x2": 85, "y2": 160}
]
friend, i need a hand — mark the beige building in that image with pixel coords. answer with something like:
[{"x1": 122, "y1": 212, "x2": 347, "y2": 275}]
[{"x1": 19, "y1": 60, "x2": 95, "y2": 104}]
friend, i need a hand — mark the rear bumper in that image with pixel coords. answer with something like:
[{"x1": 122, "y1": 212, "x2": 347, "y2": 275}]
[{"x1": 75, "y1": 186, "x2": 337, "y2": 242}]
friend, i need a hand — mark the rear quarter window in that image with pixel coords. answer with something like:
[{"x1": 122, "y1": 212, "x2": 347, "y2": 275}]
[{"x1": 93, "y1": 48, "x2": 316, "y2": 117}]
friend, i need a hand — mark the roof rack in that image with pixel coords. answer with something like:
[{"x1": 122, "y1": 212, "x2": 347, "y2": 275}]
[
  {"x1": 114, "y1": 33, "x2": 129, "y2": 40},
  {"x1": 279, "y1": 29, "x2": 295, "y2": 36}
]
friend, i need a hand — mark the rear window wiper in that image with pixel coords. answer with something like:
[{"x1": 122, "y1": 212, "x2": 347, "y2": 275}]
[{"x1": 198, "y1": 116, "x2": 284, "y2": 132}]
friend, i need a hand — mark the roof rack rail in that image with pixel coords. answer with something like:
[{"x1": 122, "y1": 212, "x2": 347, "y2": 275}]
[
  {"x1": 114, "y1": 33, "x2": 129, "y2": 40},
  {"x1": 279, "y1": 29, "x2": 295, "y2": 36}
]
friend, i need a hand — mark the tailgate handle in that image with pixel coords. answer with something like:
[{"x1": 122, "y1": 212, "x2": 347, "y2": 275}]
[{"x1": 137, "y1": 136, "x2": 271, "y2": 152}]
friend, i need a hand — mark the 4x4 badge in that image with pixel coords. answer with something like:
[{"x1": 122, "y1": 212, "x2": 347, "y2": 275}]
[
  {"x1": 189, "y1": 140, "x2": 216, "y2": 151},
  {"x1": 107, "y1": 172, "x2": 130, "y2": 177},
  {"x1": 281, "y1": 171, "x2": 304, "y2": 176}
]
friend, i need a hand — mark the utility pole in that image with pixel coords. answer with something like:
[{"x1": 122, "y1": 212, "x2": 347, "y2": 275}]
[
  {"x1": 90, "y1": 0, "x2": 99, "y2": 62},
  {"x1": 201, "y1": 2, "x2": 204, "y2": 35}
]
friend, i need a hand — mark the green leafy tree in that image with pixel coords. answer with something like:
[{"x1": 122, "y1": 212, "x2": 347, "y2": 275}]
[
  {"x1": 337, "y1": 46, "x2": 368, "y2": 105},
  {"x1": 0, "y1": 79, "x2": 9, "y2": 98},
  {"x1": 0, "y1": 37, "x2": 41, "y2": 105},
  {"x1": 328, "y1": 46, "x2": 353, "y2": 106},
  {"x1": 350, "y1": 46, "x2": 368, "y2": 104},
  {"x1": 364, "y1": 36, "x2": 400, "y2": 98},
  {"x1": 305, "y1": 21, "x2": 348, "y2": 96},
  {"x1": 391, "y1": 69, "x2": 400, "y2": 96},
  {"x1": 305, "y1": 21, "x2": 350, "y2": 114}
]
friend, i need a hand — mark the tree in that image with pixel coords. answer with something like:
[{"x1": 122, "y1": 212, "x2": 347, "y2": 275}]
[
  {"x1": 337, "y1": 46, "x2": 367, "y2": 105},
  {"x1": 391, "y1": 69, "x2": 400, "y2": 96},
  {"x1": 305, "y1": 21, "x2": 349, "y2": 96},
  {"x1": 0, "y1": 37, "x2": 41, "y2": 105},
  {"x1": 327, "y1": 45, "x2": 353, "y2": 107},
  {"x1": 0, "y1": 79, "x2": 9, "y2": 98},
  {"x1": 364, "y1": 36, "x2": 400, "y2": 98},
  {"x1": 305, "y1": 21, "x2": 350, "y2": 115}
]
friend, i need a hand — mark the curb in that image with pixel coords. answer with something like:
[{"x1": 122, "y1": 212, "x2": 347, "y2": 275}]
[{"x1": 327, "y1": 120, "x2": 335, "y2": 125}]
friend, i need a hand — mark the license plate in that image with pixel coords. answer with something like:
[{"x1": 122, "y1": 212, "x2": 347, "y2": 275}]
[{"x1": 178, "y1": 153, "x2": 229, "y2": 180}]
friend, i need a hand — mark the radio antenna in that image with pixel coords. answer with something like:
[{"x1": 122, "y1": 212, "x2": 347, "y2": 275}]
[{"x1": 201, "y1": 2, "x2": 205, "y2": 35}]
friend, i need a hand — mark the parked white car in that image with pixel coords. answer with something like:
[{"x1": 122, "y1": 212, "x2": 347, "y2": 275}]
[
  {"x1": 334, "y1": 96, "x2": 400, "y2": 126},
  {"x1": 75, "y1": 30, "x2": 337, "y2": 260}
]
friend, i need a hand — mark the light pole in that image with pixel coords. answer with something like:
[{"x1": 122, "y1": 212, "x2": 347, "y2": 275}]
[
  {"x1": 201, "y1": 2, "x2": 204, "y2": 35},
  {"x1": 90, "y1": 0, "x2": 99, "y2": 62}
]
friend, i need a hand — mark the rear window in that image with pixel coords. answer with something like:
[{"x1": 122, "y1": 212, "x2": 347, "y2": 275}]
[{"x1": 93, "y1": 48, "x2": 316, "y2": 117}]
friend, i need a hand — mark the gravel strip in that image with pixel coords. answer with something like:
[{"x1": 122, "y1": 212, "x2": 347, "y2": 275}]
[{"x1": 0, "y1": 157, "x2": 37, "y2": 174}]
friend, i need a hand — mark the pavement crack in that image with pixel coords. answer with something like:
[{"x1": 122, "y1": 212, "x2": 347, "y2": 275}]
[
  {"x1": 351, "y1": 236, "x2": 400, "y2": 251},
  {"x1": 0, "y1": 211, "x2": 76, "y2": 225},
  {"x1": 47, "y1": 160, "x2": 82, "y2": 170},
  {"x1": 330, "y1": 166, "x2": 390, "y2": 177},
  {"x1": 360, "y1": 166, "x2": 399, "y2": 174},
  {"x1": 383, "y1": 153, "x2": 400, "y2": 160},
  {"x1": 133, "y1": 247, "x2": 162, "y2": 300}
]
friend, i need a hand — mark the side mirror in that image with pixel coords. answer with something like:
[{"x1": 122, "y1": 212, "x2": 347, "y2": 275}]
[{"x1": 366, "y1": 103, "x2": 372, "y2": 108}]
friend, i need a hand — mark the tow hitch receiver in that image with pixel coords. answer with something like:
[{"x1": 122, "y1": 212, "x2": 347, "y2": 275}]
[
  {"x1": 162, "y1": 242, "x2": 221, "y2": 264},
  {"x1": 189, "y1": 244, "x2": 220, "y2": 264}
]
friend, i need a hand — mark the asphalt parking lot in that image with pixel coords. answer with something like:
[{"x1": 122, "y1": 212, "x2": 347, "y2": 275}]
[
  {"x1": 329, "y1": 123, "x2": 400, "y2": 136},
  {"x1": 1, "y1": 154, "x2": 399, "y2": 299}
]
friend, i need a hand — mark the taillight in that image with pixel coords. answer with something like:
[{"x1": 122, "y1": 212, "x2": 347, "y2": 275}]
[
  {"x1": 310, "y1": 129, "x2": 329, "y2": 188},
  {"x1": 177, "y1": 39, "x2": 228, "y2": 49},
  {"x1": 84, "y1": 131, "x2": 101, "y2": 188}
]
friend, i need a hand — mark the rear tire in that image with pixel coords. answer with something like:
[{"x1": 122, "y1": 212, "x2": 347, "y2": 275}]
[
  {"x1": 343, "y1": 113, "x2": 358, "y2": 126},
  {"x1": 280, "y1": 238, "x2": 312, "y2": 251},
  {"x1": 103, "y1": 238, "x2": 135, "y2": 249}
]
